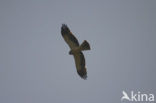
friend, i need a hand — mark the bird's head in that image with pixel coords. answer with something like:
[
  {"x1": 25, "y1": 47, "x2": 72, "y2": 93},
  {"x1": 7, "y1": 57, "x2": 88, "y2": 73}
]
[{"x1": 69, "y1": 50, "x2": 73, "y2": 55}]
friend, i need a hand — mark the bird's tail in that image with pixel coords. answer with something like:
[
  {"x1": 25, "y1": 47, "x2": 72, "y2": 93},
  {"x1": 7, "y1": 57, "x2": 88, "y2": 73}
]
[{"x1": 80, "y1": 40, "x2": 91, "y2": 51}]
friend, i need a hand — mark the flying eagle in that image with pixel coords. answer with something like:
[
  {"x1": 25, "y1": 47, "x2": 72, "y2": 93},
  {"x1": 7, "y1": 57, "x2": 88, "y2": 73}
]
[{"x1": 61, "y1": 24, "x2": 90, "y2": 79}]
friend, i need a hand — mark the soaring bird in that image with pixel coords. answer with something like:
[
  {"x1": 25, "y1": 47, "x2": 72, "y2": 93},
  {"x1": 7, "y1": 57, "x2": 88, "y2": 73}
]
[{"x1": 61, "y1": 24, "x2": 90, "y2": 79}]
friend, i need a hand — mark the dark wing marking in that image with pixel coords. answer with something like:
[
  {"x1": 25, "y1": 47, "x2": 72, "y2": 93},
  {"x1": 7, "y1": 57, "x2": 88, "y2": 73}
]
[
  {"x1": 61, "y1": 24, "x2": 79, "y2": 49},
  {"x1": 73, "y1": 52, "x2": 87, "y2": 79}
]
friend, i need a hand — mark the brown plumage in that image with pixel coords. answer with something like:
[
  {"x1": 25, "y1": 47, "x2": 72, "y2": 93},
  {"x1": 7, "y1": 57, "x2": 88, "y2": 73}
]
[{"x1": 61, "y1": 24, "x2": 90, "y2": 79}]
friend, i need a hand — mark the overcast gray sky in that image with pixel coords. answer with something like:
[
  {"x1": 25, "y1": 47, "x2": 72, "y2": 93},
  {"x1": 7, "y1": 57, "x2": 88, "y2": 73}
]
[{"x1": 0, "y1": 0, "x2": 156, "y2": 103}]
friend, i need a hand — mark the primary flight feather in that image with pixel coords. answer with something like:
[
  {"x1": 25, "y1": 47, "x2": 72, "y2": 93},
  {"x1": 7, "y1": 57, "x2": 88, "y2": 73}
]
[{"x1": 61, "y1": 24, "x2": 90, "y2": 79}]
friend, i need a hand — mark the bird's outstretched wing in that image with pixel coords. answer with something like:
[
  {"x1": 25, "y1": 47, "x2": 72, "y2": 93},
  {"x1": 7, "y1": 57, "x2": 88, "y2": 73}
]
[
  {"x1": 61, "y1": 24, "x2": 79, "y2": 49},
  {"x1": 73, "y1": 52, "x2": 87, "y2": 79}
]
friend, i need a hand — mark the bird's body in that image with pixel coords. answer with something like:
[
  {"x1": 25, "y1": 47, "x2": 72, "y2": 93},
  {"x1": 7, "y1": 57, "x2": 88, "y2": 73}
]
[{"x1": 61, "y1": 24, "x2": 90, "y2": 79}]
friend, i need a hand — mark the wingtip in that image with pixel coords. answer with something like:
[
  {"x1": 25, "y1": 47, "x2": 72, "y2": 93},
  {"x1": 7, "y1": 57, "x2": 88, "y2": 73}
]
[
  {"x1": 80, "y1": 73, "x2": 87, "y2": 80},
  {"x1": 62, "y1": 23, "x2": 67, "y2": 27},
  {"x1": 77, "y1": 68, "x2": 87, "y2": 80},
  {"x1": 61, "y1": 24, "x2": 70, "y2": 34},
  {"x1": 82, "y1": 75, "x2": 87, "y2": 80}
]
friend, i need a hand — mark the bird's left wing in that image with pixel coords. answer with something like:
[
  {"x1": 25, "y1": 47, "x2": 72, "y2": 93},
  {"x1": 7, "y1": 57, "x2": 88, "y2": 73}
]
[
  {"x1": 73, "y1": 52, "x2": 87, "y2": 79},
  {"x1": 61, "y1": 24, "x2": 79, "y2": 49}
]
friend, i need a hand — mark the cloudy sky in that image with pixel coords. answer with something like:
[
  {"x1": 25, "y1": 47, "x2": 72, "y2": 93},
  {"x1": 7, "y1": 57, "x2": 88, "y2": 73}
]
[{"x1": 0, "y1": 0, "x2": 156, "y2": 103}]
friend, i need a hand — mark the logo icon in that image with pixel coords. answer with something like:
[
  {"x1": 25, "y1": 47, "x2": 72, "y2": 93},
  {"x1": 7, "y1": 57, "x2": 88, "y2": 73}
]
[{"x1": 121, "y1": 91, "x2": 131, "y2": 101}]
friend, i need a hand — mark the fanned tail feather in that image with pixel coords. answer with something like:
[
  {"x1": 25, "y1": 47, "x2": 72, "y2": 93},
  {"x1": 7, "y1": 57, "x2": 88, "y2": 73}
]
[{"x1": 80, "y1": 40, "x2": 90, "y2": 51}]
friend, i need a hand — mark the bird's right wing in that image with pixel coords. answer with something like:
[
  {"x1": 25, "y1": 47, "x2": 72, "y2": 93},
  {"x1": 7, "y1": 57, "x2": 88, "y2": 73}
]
[
  {"x1": 61, "y1": 24, "x2": 79, "y2": 49},
  {"x1": 73, "y1": 52, "x2": 87, "y2": 79}
]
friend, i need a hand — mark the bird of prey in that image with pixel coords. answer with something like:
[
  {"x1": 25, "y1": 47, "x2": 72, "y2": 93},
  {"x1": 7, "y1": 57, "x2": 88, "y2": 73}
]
[{"x1": 61, "y1": 24, "x2": 90, "y2": 79}]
